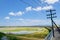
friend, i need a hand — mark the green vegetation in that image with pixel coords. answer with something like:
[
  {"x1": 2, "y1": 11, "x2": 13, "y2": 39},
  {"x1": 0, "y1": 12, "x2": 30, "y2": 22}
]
[
  {"x1": 0, "y1": 27, "x2": 51, "y2": 40},
  {"x1": 0, "y1": 32, "x2": 6, "y2": 40},
  {"x1": 12, "y1": 27, "x2": 49, "y2": 38},
  {"x1": 0, "y1": 27, "x2": 50, "y2": 32}
]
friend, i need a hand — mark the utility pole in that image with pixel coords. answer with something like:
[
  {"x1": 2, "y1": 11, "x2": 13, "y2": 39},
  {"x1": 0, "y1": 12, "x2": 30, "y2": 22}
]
[{"x1": 46, "y1": 9, "x2": 57, "y2": 37}]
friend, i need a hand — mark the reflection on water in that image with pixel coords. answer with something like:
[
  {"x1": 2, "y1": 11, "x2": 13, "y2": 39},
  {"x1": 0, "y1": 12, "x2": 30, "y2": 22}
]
[
  {"x1": 4, "y1": 31, "x2": 38, "y2": 34},
  {"x1": 1, "y1": 36, "x2": 8, "y2": 40}
]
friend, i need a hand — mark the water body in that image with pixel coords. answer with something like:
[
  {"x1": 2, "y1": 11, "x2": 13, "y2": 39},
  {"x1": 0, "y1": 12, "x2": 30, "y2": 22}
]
[
  {"x1": 1, "y1": 36, "x2": 8, "y2": 40},
  {"x1": 4, "y1": 31, "x2": 39, "y2": 34}
]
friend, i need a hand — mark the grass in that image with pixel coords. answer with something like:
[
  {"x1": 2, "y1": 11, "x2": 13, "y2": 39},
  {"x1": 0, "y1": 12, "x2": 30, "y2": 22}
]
[
  {"x1": 0, "y1": 27, "x2": 49, "y2": 32},
  {"x1": 0, "y1": 27, "x2": 51, "y2": 40}
]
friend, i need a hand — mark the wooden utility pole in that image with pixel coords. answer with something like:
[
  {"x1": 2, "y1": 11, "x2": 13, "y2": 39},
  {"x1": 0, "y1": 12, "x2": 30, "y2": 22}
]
[{"x1": 46, "y1": 9, "x2": 57, "y2": 37}]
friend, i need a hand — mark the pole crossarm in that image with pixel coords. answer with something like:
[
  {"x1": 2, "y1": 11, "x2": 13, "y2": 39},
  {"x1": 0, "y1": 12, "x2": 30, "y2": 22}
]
[
  {"x1": 46, "y1": 9, "x2": 56, "y2": 12},
  {"x1": 47, "y1": 13, "x2": 56, "y2": 16},
  {"x1": 47, "y1": 16, "x2": 57, "y2": 19}
]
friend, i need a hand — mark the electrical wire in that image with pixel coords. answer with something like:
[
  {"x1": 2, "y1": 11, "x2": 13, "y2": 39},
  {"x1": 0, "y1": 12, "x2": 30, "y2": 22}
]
[
  {"x1": 19, "y1": 0, "x2": 42, "y2": 7},
  {"x1": 33, "y1": 0, "x2": 41, "y2": 6},
  {"x1": 30, "y1": 0, "x2": 39, "y2": 6},
  {"x1": 20, "y1": 0, "x2": 31, "y2": 6}
]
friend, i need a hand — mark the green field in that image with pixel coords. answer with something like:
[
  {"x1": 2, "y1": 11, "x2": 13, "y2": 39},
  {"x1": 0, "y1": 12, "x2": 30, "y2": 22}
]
[
  {"x1": 0, "y1": 27, "x2": 51, "y2": 40},
  {"x1": 0, "y1": 27, "x2": 50, "y2": 32}
]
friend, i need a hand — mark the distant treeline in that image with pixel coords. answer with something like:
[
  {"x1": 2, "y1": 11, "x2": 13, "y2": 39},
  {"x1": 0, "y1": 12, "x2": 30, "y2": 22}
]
[{"x1": 1, "y1": 25, "x2": 60, "y2": 28}]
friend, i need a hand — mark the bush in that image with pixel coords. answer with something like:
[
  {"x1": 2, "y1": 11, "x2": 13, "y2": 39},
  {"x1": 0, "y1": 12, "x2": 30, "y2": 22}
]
[{"x1": 0, "y1": 32, "x2": 6, "y2": 40}]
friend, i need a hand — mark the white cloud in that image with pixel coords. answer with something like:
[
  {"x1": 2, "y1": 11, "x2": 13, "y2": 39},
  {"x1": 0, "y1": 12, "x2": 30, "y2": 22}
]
[
  {"x1": 26, "y1": 5, "x2": 53, "y2": 11},
  {"x1": 2, "y1": 18, "x2": 60, "y2": 26},
  {"x1": 9, "y1": 11, "x2": 24, "y2": 16},
  {"x1": 33, "y1": 7, "x2": 42, "y2": 11},
  {"x1": 42, "y1": 0, "x2": 59, "y2": 4},
  {"x1": 16, "y1": 11, "x2": 24, "y2": 16},
  {"x1": 14, "y1": 19, "x2": 60, "y2": 26},
  {"x1": 17, "y1": 18, "x2": 24, "y2": 20},
  {"x1": 26, "y1": 6, "x2": 32, "y2": 11},
  {"x1": 16, "y1": 19, "x2": 51, "y2": 26},
  {"x1": 5, "y1": 17, "x2": 10, "y2": 20},
  {"x1": 42, "y1": 5, "x2": 53, "y2": 10},
  {"x1": 9, "y1": 12, "x2": 16, "y2": 16}
]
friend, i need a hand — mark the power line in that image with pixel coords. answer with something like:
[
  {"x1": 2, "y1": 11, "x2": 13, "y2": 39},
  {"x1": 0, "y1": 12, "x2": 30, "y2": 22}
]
[
  {"x1": 19, "y1": 0, "x2": 42, "y2": 7},
  {"x1": 20, "y1": 0, "x2": 31, "y2": 6},
  {"x1": 33, "y1": 0, "x2": 41, "y2": 6},
  {"x1": 36, "y1": 0, "x2": 42, "y2": 6},
  {"x1": 30, "y1": 0, "x2": 38, "y2": 6}
]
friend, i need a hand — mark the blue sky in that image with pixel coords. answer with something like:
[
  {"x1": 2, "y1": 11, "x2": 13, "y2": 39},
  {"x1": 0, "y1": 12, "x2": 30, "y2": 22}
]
[{"x1": 0, "y1": 0, "x2": 60, "y2": 26}]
